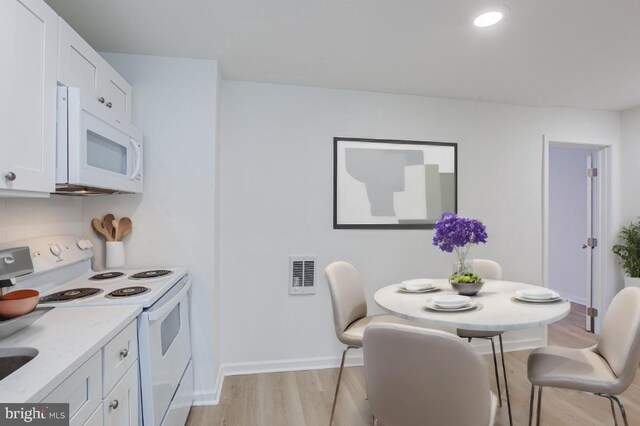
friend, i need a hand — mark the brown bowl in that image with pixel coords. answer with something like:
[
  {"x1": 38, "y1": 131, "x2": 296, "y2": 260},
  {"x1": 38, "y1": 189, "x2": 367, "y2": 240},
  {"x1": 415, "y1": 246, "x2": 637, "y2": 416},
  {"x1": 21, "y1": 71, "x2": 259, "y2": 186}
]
[{"x1": 0, "y1": 290, "x2": 40, "y2": 319}]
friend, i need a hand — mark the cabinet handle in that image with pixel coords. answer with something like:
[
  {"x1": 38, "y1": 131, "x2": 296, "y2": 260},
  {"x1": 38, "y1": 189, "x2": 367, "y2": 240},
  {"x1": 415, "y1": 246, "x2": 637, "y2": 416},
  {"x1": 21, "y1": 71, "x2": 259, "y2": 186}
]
[
  {"x1": 106, "y1": 102, "x2": 113, "y2": 108},
  {"x1": 4, "y1": 172, "x2": 16, "y2": 182},
  {"x1": 119, "y1": 348, "x2": 129, "y2": 358},
  {"x1": 98, "y1": 97, "x2": 105, "y2": 104},
  {"x1": 109, "y1": 400, "x2": 119, "y2": 410}
]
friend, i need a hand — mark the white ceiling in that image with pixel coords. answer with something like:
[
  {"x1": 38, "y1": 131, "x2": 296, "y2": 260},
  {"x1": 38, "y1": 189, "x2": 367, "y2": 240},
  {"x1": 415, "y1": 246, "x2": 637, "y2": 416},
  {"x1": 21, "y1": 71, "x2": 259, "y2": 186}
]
[{"x1": 44, "y1": 0, "x2": 640, "y2": 111}]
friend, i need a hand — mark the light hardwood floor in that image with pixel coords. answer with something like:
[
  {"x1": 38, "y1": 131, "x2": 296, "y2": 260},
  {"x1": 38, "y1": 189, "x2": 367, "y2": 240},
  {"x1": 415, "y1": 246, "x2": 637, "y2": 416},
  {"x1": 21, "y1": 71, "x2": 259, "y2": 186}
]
[{"x1": 187, "y1": 304, "x2": 639, "y2": 425}]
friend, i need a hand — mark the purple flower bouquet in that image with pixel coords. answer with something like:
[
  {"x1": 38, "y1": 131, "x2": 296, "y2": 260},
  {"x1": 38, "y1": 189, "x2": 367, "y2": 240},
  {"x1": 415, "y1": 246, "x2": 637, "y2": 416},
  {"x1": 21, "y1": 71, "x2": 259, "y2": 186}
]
[{"x1": 433, "y1": 213, "x2": 488, "y2": 284}]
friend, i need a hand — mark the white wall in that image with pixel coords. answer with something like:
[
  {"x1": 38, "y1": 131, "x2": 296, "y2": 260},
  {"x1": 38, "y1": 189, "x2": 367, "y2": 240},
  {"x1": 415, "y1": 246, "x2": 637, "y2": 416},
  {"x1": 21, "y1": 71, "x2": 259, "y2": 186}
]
[
  {"x1": 81, "y1": 54, "x2": 221, "y2": 404},
  {"x1": 622, "y1": 106, "x2": 640, "y2": 223},
  {"x1": 219, "y1": 81, "x2": 621, "y2": 369},
  {"x1": 0, "y1": 196, "x2": 82, "y2": 244},
  {"x1": 548, "y1": 146, "x2": 593, "y2": 304}
]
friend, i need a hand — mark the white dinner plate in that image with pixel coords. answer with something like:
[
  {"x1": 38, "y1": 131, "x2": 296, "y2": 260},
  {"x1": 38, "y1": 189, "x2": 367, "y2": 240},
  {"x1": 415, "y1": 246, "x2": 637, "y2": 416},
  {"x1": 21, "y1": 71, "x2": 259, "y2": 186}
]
[
  {"x1": 397, "y1": 285, "x2": 439, "y2": 294},
  {"x1": 515, "y1": 289, "x2": 560, "y2": 301},
  {"x1": 400, "y1": 279, "x2": 435, "y2": 291},
  {"x1": 432, "y1": 295, "x2": 470, "y2": 308},
  {"x1": 425, "y1": 299, "x2": 479, "y2": 312},
  {"x1": 518, "y1": 288, "x2": 557, "y2": 300}
]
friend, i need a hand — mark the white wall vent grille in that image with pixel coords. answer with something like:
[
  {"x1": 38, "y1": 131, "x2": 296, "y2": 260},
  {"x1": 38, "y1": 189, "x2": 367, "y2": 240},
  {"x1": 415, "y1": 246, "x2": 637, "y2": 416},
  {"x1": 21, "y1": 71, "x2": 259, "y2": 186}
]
[{"x1": 289, "y1": 256, "x2": 317, "y2": 295}]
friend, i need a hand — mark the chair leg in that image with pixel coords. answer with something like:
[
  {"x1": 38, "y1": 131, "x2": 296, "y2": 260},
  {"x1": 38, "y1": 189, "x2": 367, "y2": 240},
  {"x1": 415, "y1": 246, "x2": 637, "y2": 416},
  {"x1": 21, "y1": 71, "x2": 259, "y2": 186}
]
[
  {"x1": 498, "y1": 335, "x2": 513, "y2": 426},
  {"x1": 330, "y1": 346, "x2": 355, "y2": 426},
  {"x1": 528, "y1": 385, "x2": 536, "y2": 426},
  {"x1": 488, "y1": 337, "x2": 502, "y2": 407},
  {"x1": 608, "y1": 397, "x2": 619, "y2": 426},
  {"x1": 595, "y1": 393, "x2": 626, "y2": 426},
  {"x1": 610, "y1": 395, "x2": 629, "y2": 426},
  {"x1": 536, "y1": 386, "x2": 543, "y2": 426}
]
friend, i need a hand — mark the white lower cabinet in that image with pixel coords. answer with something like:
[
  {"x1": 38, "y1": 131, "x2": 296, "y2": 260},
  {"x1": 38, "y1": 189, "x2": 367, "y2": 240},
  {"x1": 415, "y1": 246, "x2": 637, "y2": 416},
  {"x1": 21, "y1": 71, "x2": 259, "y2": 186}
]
[
  {"x1": 41, "y1": 320, "x2": 139, "y2": 426},
  {"x1": 104, "y1": 364, "x2": 139, "y2": 426},
  {"x1": 41, "y1": 351, "x2": 102, "y2": 426},
  {"x1": 84, "y1": 403, "x2": 104, "y2": 426}
]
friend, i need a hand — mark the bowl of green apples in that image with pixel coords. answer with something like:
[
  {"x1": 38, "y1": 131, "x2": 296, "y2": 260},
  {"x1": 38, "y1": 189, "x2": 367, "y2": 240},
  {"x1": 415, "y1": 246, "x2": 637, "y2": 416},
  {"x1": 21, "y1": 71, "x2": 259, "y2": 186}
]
[{"x1": 449, "y1": 272, "x2": 484, "y2": 296}]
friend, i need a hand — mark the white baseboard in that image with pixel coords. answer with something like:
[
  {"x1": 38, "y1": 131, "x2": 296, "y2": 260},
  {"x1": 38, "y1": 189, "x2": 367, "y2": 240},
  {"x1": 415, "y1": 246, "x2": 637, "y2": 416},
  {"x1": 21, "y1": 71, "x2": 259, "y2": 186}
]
[
  {"x1": 193, "y1": 367, "x2": 225, "y2": 406},
  {"x1": 193, "y1": 336, "x2": 545, "y2": 407},
  {"x1": 221, "y1": 349, "x2": 365, "y2": 377},
  {"x1": 565, "y1": 295, "x2": 588, "y2": 306}
]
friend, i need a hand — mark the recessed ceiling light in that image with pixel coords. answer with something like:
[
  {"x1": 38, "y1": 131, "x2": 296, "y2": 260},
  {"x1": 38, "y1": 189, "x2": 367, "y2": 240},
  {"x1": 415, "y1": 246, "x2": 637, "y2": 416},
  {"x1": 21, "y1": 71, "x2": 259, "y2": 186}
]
[{"x1": 474, "y1": 11, "x2": 504, "y2": 28}]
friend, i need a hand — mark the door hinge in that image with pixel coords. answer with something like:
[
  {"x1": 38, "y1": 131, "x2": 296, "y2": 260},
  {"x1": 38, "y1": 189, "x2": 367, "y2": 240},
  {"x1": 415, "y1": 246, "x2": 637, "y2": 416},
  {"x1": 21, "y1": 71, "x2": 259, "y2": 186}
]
[
  {"x1": 587, "y1": 168, "x2": 598, "y2": 178},
  {"x1": 587, "y1": 237, "x2": 598, "y2": 248},
  {"x1": 587, "y1": 307, "x2": 599, "y2": 318}
]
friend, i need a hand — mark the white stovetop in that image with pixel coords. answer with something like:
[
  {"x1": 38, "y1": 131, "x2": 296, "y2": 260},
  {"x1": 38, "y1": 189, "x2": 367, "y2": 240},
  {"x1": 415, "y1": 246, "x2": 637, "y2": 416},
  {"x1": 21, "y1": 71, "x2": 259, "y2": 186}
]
[
  {"x1": 0, "y1": 305, "x2": 141, "y2": 403},
  {"x1": 38, "y1": 266, "x2": 188, "y2": 309}
]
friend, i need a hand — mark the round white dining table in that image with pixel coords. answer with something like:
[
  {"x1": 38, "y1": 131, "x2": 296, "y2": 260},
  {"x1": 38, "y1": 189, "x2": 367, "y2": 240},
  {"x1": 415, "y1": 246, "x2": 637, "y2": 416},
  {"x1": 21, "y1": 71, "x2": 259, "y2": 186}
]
[{"x1": 374, "y1": 279, "x2": 571, "y2": 332}]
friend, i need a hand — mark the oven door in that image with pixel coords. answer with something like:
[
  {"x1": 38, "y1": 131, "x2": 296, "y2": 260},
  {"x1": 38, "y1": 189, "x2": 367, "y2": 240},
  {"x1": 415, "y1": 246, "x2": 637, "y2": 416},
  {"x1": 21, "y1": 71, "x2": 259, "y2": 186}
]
[
  {"x1": 138, "y1": 275, "x2": 192, "y2": 426},
  {"x1": 64, "y1": 87, "x2": 143, "y2": 193}
]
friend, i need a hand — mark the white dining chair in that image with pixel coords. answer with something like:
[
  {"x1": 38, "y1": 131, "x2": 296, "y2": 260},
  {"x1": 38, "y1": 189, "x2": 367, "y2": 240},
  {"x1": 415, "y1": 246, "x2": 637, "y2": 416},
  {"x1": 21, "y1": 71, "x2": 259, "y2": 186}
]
[
  {"x1": 325, "y1": 261, "x2": 419, "y2": 425},
  {"x1": 454, "y1": 259, "x2": 512, "y2": 424},
  {"x1": 364, "y1": 323, "x2": 497, "y2": 426},
  {"x1": 527, "y1": 286, "x2": 640, "y2": 426}
]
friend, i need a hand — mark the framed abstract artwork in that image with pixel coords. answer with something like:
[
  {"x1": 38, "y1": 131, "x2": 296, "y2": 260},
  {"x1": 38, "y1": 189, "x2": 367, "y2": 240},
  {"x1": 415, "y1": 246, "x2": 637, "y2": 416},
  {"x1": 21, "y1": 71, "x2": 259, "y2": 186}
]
[{"x1": 333, "y1": 137, "x2": 457, "y2": 229}]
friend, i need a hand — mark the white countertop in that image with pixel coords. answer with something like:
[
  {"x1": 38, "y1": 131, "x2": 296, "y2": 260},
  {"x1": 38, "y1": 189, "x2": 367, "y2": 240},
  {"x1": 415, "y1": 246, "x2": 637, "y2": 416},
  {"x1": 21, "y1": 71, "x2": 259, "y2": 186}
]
[
  {"x1": 375, "y1": 279, "x2": 571, "y2": 331},
  {"x1": 0, "y1": 305, "x2": 142, "y2": 403}
]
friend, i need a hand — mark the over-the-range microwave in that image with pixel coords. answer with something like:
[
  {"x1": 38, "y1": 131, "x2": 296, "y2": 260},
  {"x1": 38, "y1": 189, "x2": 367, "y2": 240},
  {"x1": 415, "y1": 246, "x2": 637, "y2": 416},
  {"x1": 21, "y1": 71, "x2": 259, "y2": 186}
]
[{"x1": 56, "y1": 87, "x2": 143, "y2": 195}]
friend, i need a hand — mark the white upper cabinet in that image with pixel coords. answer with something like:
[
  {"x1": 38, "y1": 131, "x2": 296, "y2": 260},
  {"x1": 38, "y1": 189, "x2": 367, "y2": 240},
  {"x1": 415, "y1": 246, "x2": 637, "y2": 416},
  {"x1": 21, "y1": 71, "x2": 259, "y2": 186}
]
[
  {"x1": 58, "y1": 18, "x2": 133, "y2": 120},
  {"x1": 57, "y1": 17, "x2": 101, "y2": 93},
  {"x1": 98, "y1": 66, "x2": 133, "y2": 118},
  {"x1": 0, "y1": 0, "x2": 58, "y2": 195}
]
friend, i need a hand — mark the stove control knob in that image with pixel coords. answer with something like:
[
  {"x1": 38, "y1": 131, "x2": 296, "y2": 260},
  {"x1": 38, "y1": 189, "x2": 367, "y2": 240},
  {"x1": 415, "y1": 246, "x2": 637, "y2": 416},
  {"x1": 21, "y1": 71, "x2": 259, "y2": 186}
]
[
  {"x1": 50, "y1": 244, "x2": 62, "y2": 257},
  {"x1": 77, "y1": 239, "x2": 94, "y2": 250}
]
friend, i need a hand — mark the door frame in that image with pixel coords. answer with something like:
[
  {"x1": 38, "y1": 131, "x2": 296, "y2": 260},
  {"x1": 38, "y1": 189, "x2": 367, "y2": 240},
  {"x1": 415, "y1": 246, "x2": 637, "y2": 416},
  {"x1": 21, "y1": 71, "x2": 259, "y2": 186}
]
[{"x1": 542, "y1": 135, "x2": 612, "y2": 334}]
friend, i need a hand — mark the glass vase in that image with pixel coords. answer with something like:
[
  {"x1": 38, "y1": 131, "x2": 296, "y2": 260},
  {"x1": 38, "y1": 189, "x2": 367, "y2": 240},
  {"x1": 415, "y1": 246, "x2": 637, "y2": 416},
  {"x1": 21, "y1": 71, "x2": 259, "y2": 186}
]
[{"x1": 453, "y1": 245, "x2": 473, "y2": 275}]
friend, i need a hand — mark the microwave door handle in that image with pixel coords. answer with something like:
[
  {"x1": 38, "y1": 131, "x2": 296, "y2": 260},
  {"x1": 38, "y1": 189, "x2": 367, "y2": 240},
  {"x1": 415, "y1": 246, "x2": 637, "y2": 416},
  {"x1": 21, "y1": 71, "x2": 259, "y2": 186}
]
[
  {"x1": 130, "y1": 139, "x2": 142, "y2": 180},
  {"x1": 147, "y1": 279, "x2": 191, "y2": 323}
]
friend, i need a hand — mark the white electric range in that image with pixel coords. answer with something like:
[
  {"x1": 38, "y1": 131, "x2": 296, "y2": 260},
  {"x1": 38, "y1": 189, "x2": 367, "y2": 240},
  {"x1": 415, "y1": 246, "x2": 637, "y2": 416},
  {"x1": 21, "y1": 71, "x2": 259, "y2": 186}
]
[
  {"x1": 39, "y1": 266, "x2": 188, "y2": 307},
  {"x1": 4, "y1": 235, "x2": 193, "y2": 426}
]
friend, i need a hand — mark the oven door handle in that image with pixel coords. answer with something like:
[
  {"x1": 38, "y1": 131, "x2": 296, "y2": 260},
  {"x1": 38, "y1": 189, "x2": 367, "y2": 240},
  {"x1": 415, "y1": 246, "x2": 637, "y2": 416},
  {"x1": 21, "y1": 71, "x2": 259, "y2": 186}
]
[{"x1": 147, "y1": 278, "x2": 191, "y2": 323}]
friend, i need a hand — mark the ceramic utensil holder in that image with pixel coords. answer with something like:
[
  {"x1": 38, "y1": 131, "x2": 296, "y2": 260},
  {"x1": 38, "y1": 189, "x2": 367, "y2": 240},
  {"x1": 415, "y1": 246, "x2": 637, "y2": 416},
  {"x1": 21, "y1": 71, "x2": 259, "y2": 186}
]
[{"x1": 106, "y1": 241, "x2": 125, "y2": 268}]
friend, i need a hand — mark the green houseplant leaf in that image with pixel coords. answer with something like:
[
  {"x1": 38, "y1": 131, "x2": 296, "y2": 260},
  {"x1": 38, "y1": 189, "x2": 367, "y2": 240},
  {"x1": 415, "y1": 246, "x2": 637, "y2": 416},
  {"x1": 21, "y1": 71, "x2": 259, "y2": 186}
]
[{"x1": 612, "y1": 219, "x2": 640, "y2": 278}]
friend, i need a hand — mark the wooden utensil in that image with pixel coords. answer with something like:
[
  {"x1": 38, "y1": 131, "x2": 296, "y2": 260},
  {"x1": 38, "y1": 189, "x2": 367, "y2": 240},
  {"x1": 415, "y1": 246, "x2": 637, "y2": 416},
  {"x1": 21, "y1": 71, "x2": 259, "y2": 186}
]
[
  {"x1": 103, "y1": 214, "x2": 115, "y2": 240},
  {"x1": 112, "y1": 219, "x2": 119, "y2": 239},
  {"x1": 92, "y1": 218, "x2": 113, "y2": 241},
  {"x1": 116, "y1": 217, "x2": 132, "y2": 241}
]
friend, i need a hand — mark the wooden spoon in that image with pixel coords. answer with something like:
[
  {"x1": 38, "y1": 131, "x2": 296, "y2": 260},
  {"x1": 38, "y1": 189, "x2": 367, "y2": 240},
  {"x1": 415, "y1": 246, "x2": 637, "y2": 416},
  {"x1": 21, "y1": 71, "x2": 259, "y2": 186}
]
[
  {"x1": 92, "y1": 218, "x2": 113, "y2": 241},
  {"x1": 112, "y1": 220, "x2": 119, "y2": 240},
  {"x1": 116, "y1": 217, "x2": 132, "y2": 241},
  {"x1": 103, "y1": 214, "x2": 115, "y2": 240}
]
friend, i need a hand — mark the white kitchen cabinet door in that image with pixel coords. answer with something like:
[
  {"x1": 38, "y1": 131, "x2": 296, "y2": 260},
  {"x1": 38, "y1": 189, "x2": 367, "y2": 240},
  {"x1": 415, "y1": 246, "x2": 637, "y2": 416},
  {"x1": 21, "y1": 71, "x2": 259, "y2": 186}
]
[
  {"x1": 0, "y1": 0, "x2": 58, "y2": 195},
  {"x1": 58, "y1": 18, "x2": 132, "y2": 120},
  {"x1": 104, "y1": 363, "x2": 139, "y2": 426},
  {"x1": 57, "y1": 18, "x2": 101, "y2": 94},
  {"x1": 83, "y1": 403, "x2": 103, "y2": 426},
  {"x1": 41, "y1": 351, "x2": 102, "y2": 426},
  {"x1": 97, "y1": 64, "x2": 133, "y2": 120}
]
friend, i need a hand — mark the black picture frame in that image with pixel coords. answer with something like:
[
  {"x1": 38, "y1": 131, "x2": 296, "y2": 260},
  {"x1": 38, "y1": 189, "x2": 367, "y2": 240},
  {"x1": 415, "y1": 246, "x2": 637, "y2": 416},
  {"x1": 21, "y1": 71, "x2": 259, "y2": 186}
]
[{"x1": 333, "y1": 137, "x2": 458, "y2": 229}]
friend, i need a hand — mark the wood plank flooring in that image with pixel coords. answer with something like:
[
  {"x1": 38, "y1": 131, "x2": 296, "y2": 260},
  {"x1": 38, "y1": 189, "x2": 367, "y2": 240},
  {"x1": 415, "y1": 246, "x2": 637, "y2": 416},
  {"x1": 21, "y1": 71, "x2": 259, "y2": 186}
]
[{"x1": 187, "y1": 304, "x2": 639, "y2": 425}]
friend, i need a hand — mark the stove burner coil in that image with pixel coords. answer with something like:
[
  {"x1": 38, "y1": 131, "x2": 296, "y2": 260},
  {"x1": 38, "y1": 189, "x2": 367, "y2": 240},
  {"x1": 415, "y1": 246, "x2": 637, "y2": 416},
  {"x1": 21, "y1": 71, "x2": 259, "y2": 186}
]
[
  {"x1": 89, "y1": 272, "x2": 125, "y2": 280},
  {"x1": 129, "y1": 270, "x2": 173, "y2": 280},
  {"x1": 106, "y1": 286, "x2": 150, "y2": 298},
  {"x1": 40, "y1": 288, "x2": 103, "y2": 302}
]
